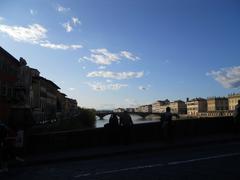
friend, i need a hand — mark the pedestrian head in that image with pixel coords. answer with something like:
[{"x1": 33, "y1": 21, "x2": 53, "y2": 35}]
[{"x1": 166, "y1": 107, "x2": 171, "y2": 112}]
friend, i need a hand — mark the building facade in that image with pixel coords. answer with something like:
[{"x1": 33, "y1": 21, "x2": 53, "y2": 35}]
[
  {"x1": 0, "y1": 47, "x2": 19, "y2": 121},
  {"x1": 135, "y1": 104, "x2": 152, "y2": 113},
  {"x1": 187, "y1": 98, "x2": 207, "y2": 116},
  {"x1": 65, "y1": 98, "x2": 78, "y2": 115},
  {"x1": 207, "y1": 97, "x2": 228, "y2": 111},
  {"x1": 0, "y1": 46, "x2": 80, "y2": 125},
  {"x1": 113, "y1": 108, "x2": 125, "y2": 112},
  {"x1": 207, "y1": 97, "x2": 230, "y2": 117},
  {"x1": 169, "y1": 100, "x2": 187, "y2": 114},
  {"x1": 152, "y1": 99, "x2": 170, "y2": 113},
  {"x1": 228, "y1": 93, "x2": 240, "y2": 111}
]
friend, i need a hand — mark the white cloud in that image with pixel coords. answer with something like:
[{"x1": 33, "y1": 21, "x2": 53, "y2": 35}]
[
  {"x1": 87, "y1": 82, "x2": 128, "y2": 91},
  {"x1": 84, "y1": 49, "x2": 120, "y2": 65},
  {"x1": 87, "y1": 71, "x2": 144, "y2": 80},
  {"x1": 72, "y1": 17, "x2": 81, "y2": 25},
  {"x1": 71, "y1": 45, "x2": 83, "y2": 49},
  {"x1": 82, "y1": 48, "x2": 140, "y2": 65},
  {"x1": 62, "y1": 17, "x2": 81, "y2": 33},
  {"x1": 0, "y1": 23, "x2": 81, "y2": 51},
  {"x1": 40, "y1": 41, "x2": 82, "y2": 50},
  {"x1": 106, "y1": 79, "x2": 112, "y2": 83},
  {"x1": 0, "y1": 23, "x2": 47, "y2": 44},
  {"x1": 120, "y1": 51, "x2": 140, "y2": 61},
  {"x1": 207, "y1": 66, "x2": 240, "y2": 89},
  {"x1": 62, "y1": 22, "x2": 73, "y2": 32},
  {"x1": 30, "y1": 9, "x2": 37, "y2": 15},
  {"x1": 56, "y1": 4, "x2": 70, "y2": 12}
]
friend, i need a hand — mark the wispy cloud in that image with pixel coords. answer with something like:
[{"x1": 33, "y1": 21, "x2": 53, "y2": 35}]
[
  {"x1": 30, "y1": 9, "x2": 37, "y2": 15},
  {"x1": 72, "y1": 17, "x2": 81, "y2": 25},
  {"x1": 56, "y1": 4, "x2": 70, "y2": 12},
  {"x1": 207, "y1": 66, "x2": 240, "y2": 88},
  {"x1": 83, "y1": 49, "x2": 120, "y2": 65},
  {"x1": 120, "y1": 51, "x2": 140, "y2": 61},
  {"x1": 82, "y1": 48, "x2": 140, "y2": 65},
  {"x1": 0, "y1": 23, "x2": 82, "y2": 50},
  {"x1": 62, "y1": 17, "x2": 81, "y2": 32},
  {"x1": 87, "y1": 82, "x2": 128, "y2": 91},
  {"x1": 0, "y1": 24, "x2": 47, "y2": 44},
  {"x1": 62, "y1": 22, "x2": 73, "y2": 32},
  {"x1": 40, "y1": 41, "x2": 82, "y2": 50},
  {"x1": 87, "y1": 71, "x2": 144, "y2": 80}
]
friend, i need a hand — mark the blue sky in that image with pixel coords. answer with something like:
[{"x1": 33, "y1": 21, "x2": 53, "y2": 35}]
[{"x1": 0, "y1": 0, "x2": 240, "y2": 109}]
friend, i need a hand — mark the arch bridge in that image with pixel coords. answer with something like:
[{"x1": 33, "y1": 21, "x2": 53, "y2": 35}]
[{"x1": 96, "y1": 111, "x2": 164, "y2": 120}]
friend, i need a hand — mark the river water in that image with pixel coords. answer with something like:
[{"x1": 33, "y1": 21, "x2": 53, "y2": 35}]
[{"x1": 95, "y1": 114, "x2": 160, "y2": 128}]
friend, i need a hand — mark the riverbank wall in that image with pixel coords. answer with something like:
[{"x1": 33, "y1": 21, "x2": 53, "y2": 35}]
[{"x1": 27, "y1": 116, "x2": 234, "y2": 154}]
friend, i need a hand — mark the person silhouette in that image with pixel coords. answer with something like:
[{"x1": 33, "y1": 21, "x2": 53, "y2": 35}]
[
  {"x1": 233, "y1": 100, "x2": 240, "y2": 134},
  {"x1": 104, "y1": 113, "x2": 120, "y2": 144},
  {"x1": 160, "y1": 107, "x2": 173, "y2": 142},
  {"x1": 119, "y1": 111, "x2": 133, "y2": 144},
  {"x1": 109, "y1": 113, "x2": 119, "y2": 128}
]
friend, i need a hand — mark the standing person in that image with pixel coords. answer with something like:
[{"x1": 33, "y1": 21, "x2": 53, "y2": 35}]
[
  {"x1": 160, "y1": 107, "x2": 173, "y2": 142},
  {"x1": 233, "y1": 100, "x2": 240, "y2": 133},
  {"x1": 109, "y1": 113, "x2": 119, "y2": 128},
  {"x1": 105, "y1": 113, "x2": 120, "y2": 144},
  {"x1": 120, "y1": 111, "x2": 133, "y2": 144},
  {"x1": 0, "y1": 121, "x2": 8, "y2": 173}
]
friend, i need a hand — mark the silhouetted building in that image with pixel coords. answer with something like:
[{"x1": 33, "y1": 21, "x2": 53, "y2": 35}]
[
  {"x1": 0, "y1": 46, "x2": 80, "y2": 125},
  {"x1": 0, "y1": 46, "x2": 19, "y2": 121},
  {"x1": 65, "y1": 97, "x2": 78, "y2": 115},
  {"x1": 14, "y1": 57, "x2": 34, "y2": 107},
  {"x1": 56, "y1": 92, "x2": 67, "y2": 118}
]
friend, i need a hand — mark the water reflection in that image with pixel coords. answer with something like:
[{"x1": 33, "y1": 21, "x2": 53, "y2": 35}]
[{"x1": 95, "y1": 114, "x2": 160, "y2": 128}]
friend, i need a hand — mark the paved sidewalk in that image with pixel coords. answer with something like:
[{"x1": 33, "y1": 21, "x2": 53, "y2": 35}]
[{"x1": 12, "y1": 133, "x2": 240, "y2": 167}]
